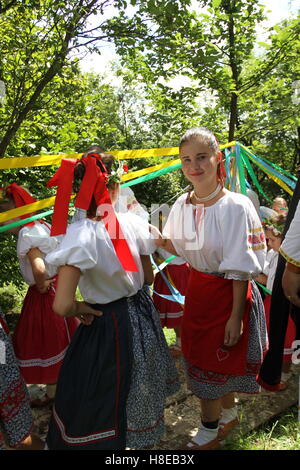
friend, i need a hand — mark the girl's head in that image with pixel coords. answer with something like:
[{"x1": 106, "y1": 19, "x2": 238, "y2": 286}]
[
  {"x1": 272, "y1": 197, "x2": 288, "y2": 215},
  {"x1": 73, "y1": 153, "x2": 120, "y2": 218},
  {"x1": 179, "y1": 127, "x2": 224, "y2": 187},
  {"x1": 264, "y1": 213, "x2": 286, "y2": 252}
]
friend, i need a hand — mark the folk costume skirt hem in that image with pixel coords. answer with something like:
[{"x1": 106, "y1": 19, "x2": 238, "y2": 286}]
[
  {"x1": 182, "y1": 270, "x2": 267, "y2": 400},
  {"x1": 46, "y1": 297, "x2": 133, "y2": 450},
  {"x1": 12, "y1": 281, "x2": 79, "y2": 384},
  {"x1": 126, "y1": 289, "x2": 180, "y2": 449},
  {"x1": 153, "y1": 264, "x2": 190, "y2": 329},
  {"x1": 0, "y1": 311, "x2": 33, "y2": 450}
]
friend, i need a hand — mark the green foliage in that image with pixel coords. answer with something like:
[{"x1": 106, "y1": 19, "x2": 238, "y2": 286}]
[{"x1": 0, "y1": 281, "x2": 27, "y2": 313}]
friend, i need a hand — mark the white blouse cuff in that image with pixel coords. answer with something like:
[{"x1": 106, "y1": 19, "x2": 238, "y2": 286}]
[{"x1": 224, "y1": 271, "x2": 252, "y2": 281}]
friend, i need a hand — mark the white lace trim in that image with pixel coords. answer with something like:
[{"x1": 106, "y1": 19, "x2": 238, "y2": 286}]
[
  {"x1": 53, "y1": 407, "x2": 116, "y2": 444},
  {"x1": 17, "y1": 346, "x2": 68, "y2": 368},
  {"x1": 224, "y1": 272, "x2": 252, "y2": 281}
]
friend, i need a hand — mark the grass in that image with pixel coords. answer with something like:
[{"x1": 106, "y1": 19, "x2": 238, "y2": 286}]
[
  {"x1": 163, "y1": 328, "x2": 300, "y2": 451},
  {"x1": 223, "y1": 406, "x2": 300, "y2": 450},
  {"x1": 163, "y1": 327, "x2": 177, "y2": 345}
]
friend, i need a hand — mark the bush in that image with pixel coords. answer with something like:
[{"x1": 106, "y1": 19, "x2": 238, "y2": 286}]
[{"x1": 0, "y1": 282, "x2": 27, "y2": 314}]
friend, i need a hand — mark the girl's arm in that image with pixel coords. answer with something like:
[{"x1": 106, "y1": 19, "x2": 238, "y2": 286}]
[
  {"x1": 53, "y1": 265, "x2": 102, "y2": 320},
  {"x1": 148, "y1": 224, "x2": 178, "y2": 256},
  {"x1": 140, "y1": 255, "x2": 154, "y2": 285},
  {"x1": 27, "y1": 248, "x2": 52, "y2": 293},
  {"x1": 224, "y1": 280, "x2": 248, "y2": 347}
]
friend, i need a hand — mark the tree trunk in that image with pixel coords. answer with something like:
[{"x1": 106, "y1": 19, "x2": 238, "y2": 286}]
[
  {"x1": 227, "y1": 1, "x2": 239, "y2": 142},
  {"x1": 229, "y1": 92, "x2": 238, "y2": 142}
]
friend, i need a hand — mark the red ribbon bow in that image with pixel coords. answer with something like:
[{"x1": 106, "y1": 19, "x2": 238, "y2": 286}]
[
  {"x1": 47, "y1": 154, "x2": 138, "y2": 273},
  {"x1": 4, "y1": 183, "x2": 37, "y2": 226}
]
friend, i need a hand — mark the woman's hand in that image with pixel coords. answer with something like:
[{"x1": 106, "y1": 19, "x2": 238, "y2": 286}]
[
  {"x1": 75, "y1": 301, "x2": 103, "y2": 326},
  {"x1": 37, "y1": 279, "x2": 53, "y2": 294},
  {"x1": 224, "y1": 316, "x2": 243, "y2": 347}
]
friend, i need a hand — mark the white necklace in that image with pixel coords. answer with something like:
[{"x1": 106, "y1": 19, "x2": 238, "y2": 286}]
[{"x1": 192, "y1": 183, "x2": 222, "y2": 203}]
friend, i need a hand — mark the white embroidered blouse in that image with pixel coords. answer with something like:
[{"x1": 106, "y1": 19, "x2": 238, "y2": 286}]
[
  {"x1": 46, "y1": 212, "x2": 156, "y2": 304},
  {"x1": 280, "y1": 199, "x2": 300, "y2": 267},
  {"x1": 17, "y1": 222, "x2": 60, "y2": 285},
  {"x1": 163, "y1": 190, "x2": 266, "y2": 280}
]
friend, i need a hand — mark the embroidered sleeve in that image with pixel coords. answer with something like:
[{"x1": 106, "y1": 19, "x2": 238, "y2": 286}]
[{"x1": 219, "y1": 195, "x2": 266, "y2": 278}]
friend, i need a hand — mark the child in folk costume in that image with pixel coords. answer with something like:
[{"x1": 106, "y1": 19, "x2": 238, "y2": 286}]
[
  {"x1": 45, "y1": 152, "x2": 179, "y2": 450},
  {"x1": 0, "y1": 184, "x2": 79, "y2": 406},
  {"x1": 152, "y1": 247, "x2": 190, "y2": 356},
  {"x1": 0, "y1": 307, "x2": 44, "y2": 450},
  {"x1": 154, "y1": 127, "x2": 267, "y2": 450},
  {"x1": 257, "y1": 215, "x2": 296, "y2": 390}
]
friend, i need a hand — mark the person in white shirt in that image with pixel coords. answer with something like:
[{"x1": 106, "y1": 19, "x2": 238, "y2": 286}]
[
  {"x1": 257, "y1": 215, "x2": 296, "y2": 390},
  {"x1": 0, "y1": 184, "x2": 78, "y2": 408},
  {"x1": 281, "y1": 199, "x2": 300, "y2": 307},
  {"x1": 45, "y1": 152, "x2": 179, "y2": 450},
  {"x1": 153, "y1": 127, "x2": 267, "y2": 450}
]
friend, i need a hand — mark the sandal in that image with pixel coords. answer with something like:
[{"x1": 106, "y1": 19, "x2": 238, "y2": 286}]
[
  {"x1": 217, "y1": 418, "x2": 239, "y2": 441},
  {"x1": 182, "y1": 438, "x2": 221, "y2": 450},
  {"x1": 31, "y1": 394, "x2": 54, "y2": 408},
  {"x1": 277, "y1": 381, "x2": 288, "y2": 391}
]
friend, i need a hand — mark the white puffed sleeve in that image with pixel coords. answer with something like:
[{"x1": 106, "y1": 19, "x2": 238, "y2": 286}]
[
  {"x1": 17, "y1": 223, "x2": 59, "y2": 258},
  {"x1": 219, "y1": 196, "x2": 266, "y2": 280},
  {"x1": 162, "y1": 195, "x2": 191, "y2": 258},
  {"x1": 121, "y1": 212, "x2": 156, "y2": 255},
  {"x1": 45, "y1": 220, "x2": 98, "y2": 273},
  {"x1": 280, "y1": 200, "x2": 300, "y2": 267}
]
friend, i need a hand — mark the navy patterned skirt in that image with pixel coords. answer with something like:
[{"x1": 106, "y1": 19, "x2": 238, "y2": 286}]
[
  {"x1": 46, "y1": 289, "x2": 179, "y2": 450},
  {"x1": 126, "y1": 289, "x2": 179, "y2": 449}
]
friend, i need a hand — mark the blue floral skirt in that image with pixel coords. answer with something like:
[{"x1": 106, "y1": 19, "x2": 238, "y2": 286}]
[{"x1": 0, "y1": 310, "x2": 33, "y2": 450}]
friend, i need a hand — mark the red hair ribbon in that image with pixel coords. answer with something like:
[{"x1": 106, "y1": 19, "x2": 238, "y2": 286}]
[
  {"x1": 217, "y1": 157, "x2": 227, "y2": 183},
  {"x1": 47, "y1": 154, "x2": 138, "y2": 273},
  {"x1": 46, "y1": 159, "x2": 78, "y2": 237},
  {"x1": 5, "y1": 183, "x2": 37, "y2": 226}
]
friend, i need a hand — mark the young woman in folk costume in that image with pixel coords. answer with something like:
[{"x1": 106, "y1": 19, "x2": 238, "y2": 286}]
[
  {"x1": 0, "y1": 184, "x2": 79, "y2": 407},
  {"x1": 44, "y1": 152, "x2": 179, "y2": 450},
  {"x1": 0, "y1": 306, "x2": 44, "y2": 450},
  {"x1": 154, "y1": 127, "x2": 267, "y2": 450}
]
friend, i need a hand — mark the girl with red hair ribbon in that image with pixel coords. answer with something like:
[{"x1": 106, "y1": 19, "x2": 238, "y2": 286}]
[
  {"x1": 0, "y1": 184, "x2": 79, "y2": 408},
  {"x1": 44, "y1": 152, "x2": 179, "y2": 450}
]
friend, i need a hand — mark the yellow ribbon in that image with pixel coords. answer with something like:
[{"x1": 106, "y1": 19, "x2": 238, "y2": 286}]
[
  {"x1": 246, "y1": 154, "x2": 293, "y2": 196},
  {"x1": 0, "y1": 195, "x2": 76, "y2": 223},
  {"x1": 0, "y1": 142, "x2": 235, "y2": 170},
  {"x1": 121, "y1": 158, "x2": 181, "y2": 181}
]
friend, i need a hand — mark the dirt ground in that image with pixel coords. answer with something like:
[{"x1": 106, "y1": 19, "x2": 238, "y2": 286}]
[{"x1": 28, "y1": 357, "x2": 300, "y2": 450}]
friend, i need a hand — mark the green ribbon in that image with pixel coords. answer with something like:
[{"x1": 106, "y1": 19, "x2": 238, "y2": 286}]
[
  {"x1": 236, "y1": 143, "x2": 247, "y2": 195},
  {"x1": 256, "y1": 281, "x2": 272, "y2": 296},
  {"x1": 240, "y1": 148, "x2": 273, "y2": 203},
  {"x1": 121, "y1": 162, "x2": 182, "y2": 188}
]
